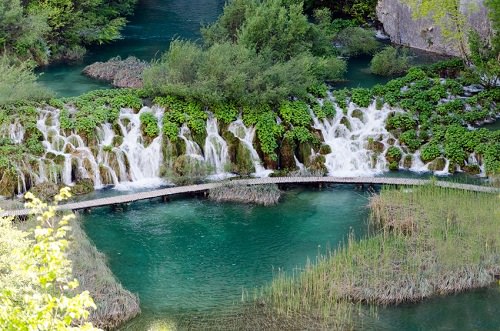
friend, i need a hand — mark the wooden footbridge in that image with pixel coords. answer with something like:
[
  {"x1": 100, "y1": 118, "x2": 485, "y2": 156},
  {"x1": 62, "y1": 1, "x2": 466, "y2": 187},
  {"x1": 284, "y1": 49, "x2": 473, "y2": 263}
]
[{"x1": 2, "y1": 176, "x2": 499, "y2": 218}]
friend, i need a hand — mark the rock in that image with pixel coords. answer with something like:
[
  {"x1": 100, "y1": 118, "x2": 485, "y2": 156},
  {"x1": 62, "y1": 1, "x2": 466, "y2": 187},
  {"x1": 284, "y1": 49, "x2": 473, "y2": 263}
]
[
  {"x1": 279, "y1": 138, "x2": 297, "y2": 170},
  {"x1": 428, "y1": 157, "x2": 447, "y2": 171},
  {"x1": 351, "y1": 109, "x2": 364, "y2": 121},
  {"x1": 368, "y1": 139, "x2": 385, "y2": 153},
  {"x1": 29, "y1": 182, "x2": 60, "y2": 201},
  {"x1": 403, "y1": 154, "x2": 413, "y2": 169},
  {"x1": 72, "y1": 179, "x2": 94, "y2": 195},
  {"x1": 319, "y1": 144, "x2": 332, "y2": 155},
  {"x1": 82, "y1": 56, "x2": 149, "y2": 88},
  {"x1": 463, "y1": 164, "x2": 481, "y2": 175},
  {"x1": 376, "y1": 0, "x2": 492, "y2": 57}
]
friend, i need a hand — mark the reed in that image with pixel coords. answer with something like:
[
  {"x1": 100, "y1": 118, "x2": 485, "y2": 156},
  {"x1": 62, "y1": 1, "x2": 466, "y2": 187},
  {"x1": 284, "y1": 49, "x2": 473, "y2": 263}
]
[
  {"x1": 209, "y1": 183, "x2": 281, "y2": 206},
  {"x1": 69, "y1": 218, "x2": 141, "y2": 329},
  {"x1": 258, "y1": 184, "x2": 500, "y2": 318}
]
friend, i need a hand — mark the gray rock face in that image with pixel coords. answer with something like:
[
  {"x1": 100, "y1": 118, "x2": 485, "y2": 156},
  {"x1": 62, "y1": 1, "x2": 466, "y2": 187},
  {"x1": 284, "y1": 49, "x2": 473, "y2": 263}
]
[{"x1": 376, "y1": 0, "x2": 492, "y2": 56}]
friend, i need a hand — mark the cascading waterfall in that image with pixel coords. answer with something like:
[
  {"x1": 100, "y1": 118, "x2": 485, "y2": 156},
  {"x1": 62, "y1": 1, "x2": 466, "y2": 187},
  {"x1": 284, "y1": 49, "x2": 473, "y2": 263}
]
[
  {"x1": 204, "y1": 117, "x2": 232, "y2": 178},
  {"x1": 31, "y1": 106, "x2": 166, "y2": 191},
  {"x1": 113, "y1": 106, "x2": 165, "y2": 189},
  {"x1": 228, "y1": 119, "x2": 273, "y2": 177},
  {"x1": 178, "y1": 124, "x2": 204, "y2": 161},
  {"x1": 312, "y1": 100, "x2": 398, "y2": 176}
]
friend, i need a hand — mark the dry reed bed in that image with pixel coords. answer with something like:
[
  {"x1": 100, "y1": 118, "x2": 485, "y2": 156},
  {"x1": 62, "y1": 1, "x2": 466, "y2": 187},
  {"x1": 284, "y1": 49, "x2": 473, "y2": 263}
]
[
  {"x1": 209, "y1": 183, "x2": 281, "y2": 206},
  {"x1": 69, "y1": 219, "x2": 140, "y2": 330}
]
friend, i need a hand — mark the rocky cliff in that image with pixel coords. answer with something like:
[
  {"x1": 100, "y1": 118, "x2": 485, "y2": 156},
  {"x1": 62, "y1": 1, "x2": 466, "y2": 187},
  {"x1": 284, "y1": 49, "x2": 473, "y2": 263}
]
[{"x1": 376, "y1": 0, "x2": 492, "y2": 56}]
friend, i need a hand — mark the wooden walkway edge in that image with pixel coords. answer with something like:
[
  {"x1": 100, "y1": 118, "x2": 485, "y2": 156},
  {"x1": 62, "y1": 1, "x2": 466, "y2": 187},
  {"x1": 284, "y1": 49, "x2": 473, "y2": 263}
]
[{"x1": 2, "y1": 176, "x2": 498, "y2": 217}]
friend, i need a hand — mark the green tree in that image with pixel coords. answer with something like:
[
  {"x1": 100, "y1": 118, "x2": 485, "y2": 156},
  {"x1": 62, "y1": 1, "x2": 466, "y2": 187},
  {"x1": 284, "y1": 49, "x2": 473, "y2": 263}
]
[{"x1": 0, "y1": 188, "x2": 99, "y2": 330}]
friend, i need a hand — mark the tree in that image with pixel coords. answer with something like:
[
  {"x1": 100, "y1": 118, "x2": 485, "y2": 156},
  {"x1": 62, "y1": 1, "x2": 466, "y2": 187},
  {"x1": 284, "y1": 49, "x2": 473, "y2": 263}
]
[{"x1": 0, "y1": 188, "x2": 100, "y2": 330}]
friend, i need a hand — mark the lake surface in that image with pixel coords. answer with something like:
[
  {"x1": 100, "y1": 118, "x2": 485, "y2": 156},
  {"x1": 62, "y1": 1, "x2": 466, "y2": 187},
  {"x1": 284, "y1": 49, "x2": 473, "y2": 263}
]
[
  {"x1": 37, "y1": 0, "x2": 226, "y2": 97},
  {"x1": 81, "y1": 186, "x2": 500, "y2": 330}
]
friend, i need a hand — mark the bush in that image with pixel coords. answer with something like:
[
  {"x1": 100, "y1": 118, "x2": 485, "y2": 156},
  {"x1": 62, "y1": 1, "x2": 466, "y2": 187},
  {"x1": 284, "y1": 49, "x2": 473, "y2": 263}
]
[
  {"x1": 335, "y1": 27, "x2": 379, "y2": 56},
  {"x1": 370, "y1": 47, "x2": 410, "y2": 76},
  {"x1": 0, "y1": 56, "x2": 53, "y2": 105}
]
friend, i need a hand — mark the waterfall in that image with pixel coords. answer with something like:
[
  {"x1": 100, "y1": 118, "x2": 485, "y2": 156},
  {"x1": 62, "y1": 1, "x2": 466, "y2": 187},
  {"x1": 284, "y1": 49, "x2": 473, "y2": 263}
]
[
  {"x1": 178, "y1": 124, "x2": 204, "y2": 161},
  {"x1": 113, "y1": 106, "x2": 164, "y2": 190},
  {"x1": 204, "y1": 117, "x2": 232, "y2": 178},
  {"x1": 228, "y1": 119, "x2": 273, "y2": 177},
  {"x1": 312, "y1": 100, "x2": 397, "y2": 176}
]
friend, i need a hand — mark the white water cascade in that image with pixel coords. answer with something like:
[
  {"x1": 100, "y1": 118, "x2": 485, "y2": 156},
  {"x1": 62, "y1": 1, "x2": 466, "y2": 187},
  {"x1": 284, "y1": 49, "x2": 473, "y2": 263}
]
[
  {"x1": 228, "y1": 119, "x2": 273, "y2": 177},
  {"x1": 312, "y1": 100, "x2": 398, "y2": 176},
  {"x1": 33, "y1": 106, "x2": 165, "y2": 191},
  {"x1": 204, "y1": 117, "x2": 232, "y2": 178}
]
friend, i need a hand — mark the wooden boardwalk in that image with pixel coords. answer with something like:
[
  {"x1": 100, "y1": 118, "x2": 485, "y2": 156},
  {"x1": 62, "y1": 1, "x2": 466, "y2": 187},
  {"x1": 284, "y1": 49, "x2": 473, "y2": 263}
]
[{"x1": 2, "y1": 176, "x2": 498, "y2": 217}]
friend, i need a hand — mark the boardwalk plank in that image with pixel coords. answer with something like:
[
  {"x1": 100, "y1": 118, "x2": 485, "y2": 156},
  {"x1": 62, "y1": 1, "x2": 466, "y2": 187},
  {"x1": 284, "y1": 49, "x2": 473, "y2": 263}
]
[{"x1": 1, "y1": 177, "x2": 498, "y2": 217}]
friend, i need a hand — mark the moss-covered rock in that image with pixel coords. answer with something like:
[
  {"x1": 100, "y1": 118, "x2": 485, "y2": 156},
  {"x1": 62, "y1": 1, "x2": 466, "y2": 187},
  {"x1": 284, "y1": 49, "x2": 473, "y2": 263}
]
[
  {"x1": 72, "y1": 178, "x2": 94, "y2": 195},
  {"x1": 340, "y1": 116, "x2": 352, "y2": 130},
  {"x1": 351, "y1": 109, "x2": 364, "y2": 120},
  {"x1": 0, "y1": 170, "x2": 17, "y2": 196},
  {"x1": 297, "y1": 142, "x2": 314, "y2": 167},
  {"x1": 428, "y1": 157, "x2": 447, "y2": 171},
  {"x1": 463, "y1": 164, "x2": 480, "y2": 175},
  {"x1": 279, "y1": 138, "x2": 297, "y2": 170},
  {"x1": 308, "y1": 154, "x2": 327, "y2": 175},
  {"x1": 234, "y1": 143, "x2": 255, "y2": 175},
  {"x1": 319, "y1": 144, "x2": 332, "y2": 155},
  {"x1": 385, "y1": 146, "x2": 402, "y2": 164},
  {"x1": 403, "y1": 155, "x2": 413, "y2": 169},
  {"x1": 112, "y1": 135, "x2": 123, "y2": 147},
  {"x1": 388, "y1": 161, "x2": 399, "y2": 171},
  {"x1": 29, "y1": 182, "x2": 60, "y2": 201},
  {"x1": 367, "y1": 139, "x2": 385, "y2": 153}
]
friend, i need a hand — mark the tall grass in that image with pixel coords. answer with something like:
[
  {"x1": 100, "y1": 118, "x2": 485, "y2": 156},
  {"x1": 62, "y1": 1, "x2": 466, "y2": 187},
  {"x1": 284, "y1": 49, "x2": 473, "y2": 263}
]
[
  {"x1": 259, "y1": 185, "x2": 500, "y2": 317},
  {"x1": 209, "y1": 183, "x2": 281, "y2": 206},
  {"x1": 69, "y1": 218, "x2": 141, "y2": 329}
]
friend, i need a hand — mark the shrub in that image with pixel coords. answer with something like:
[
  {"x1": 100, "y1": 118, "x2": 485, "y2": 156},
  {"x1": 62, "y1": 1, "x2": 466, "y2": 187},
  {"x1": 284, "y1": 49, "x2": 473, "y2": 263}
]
[
  {"x1": 335, "y1": 27, "x2": 379, "y2": 56},
  {"x1": 370, "y1": 46, "x2": 410, "y2": 76}
]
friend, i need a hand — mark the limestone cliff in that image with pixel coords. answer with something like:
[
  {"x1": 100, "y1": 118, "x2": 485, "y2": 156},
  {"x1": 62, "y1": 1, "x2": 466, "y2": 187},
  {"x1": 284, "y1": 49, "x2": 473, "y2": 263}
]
[{"x1": 376, "y1": 0, "x2": 492, "y2": 56}]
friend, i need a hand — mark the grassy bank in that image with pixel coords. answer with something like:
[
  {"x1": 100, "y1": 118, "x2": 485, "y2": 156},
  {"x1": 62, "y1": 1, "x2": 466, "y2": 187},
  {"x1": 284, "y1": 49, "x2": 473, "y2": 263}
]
[{"x1": 69, "y1": 218, "x2": 141, "y2": 330}]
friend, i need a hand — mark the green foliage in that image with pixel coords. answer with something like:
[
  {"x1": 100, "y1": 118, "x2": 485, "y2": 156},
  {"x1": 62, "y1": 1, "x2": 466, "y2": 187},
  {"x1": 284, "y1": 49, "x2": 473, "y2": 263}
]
[
  {"x1": 256, "y1": 111, "x2": 283, "y2": 160},
  {"x1": 386, "y1": 113, "x2": 417, "y2": 131},
  {"x1": 0, "y1": 56, "x2": 53, "y2": 105},
  {"x1": 0, "y1": 188, "x2": 99, "y2": 330},
  {"x1": 1, "y1": 0, "x2": 137, "y2": 64},
  {"x1": 144, "y1": 0, "x2": 347, "y2": 106},
  {"x1": 304, "y1": 0, "x2": 378, "y2": 23},
  {"x1": 399, "y1": 129, "x2": 422, "y2": 152},
  {"x1": 212, "y1": 103, "x2": 239, "y2": 124},
  {"x1": 140, "y1": 112, "x2": 159, "y2": 138},
  {"x1": 466, "y1": 31, "x2": 500, "y2": 88},
  {"x1": 420, "y1": 143, "x2": 442, "y2": 162},
  {"x1": 162, "y1": 119, "x2": 179, "y2": 142},
  {"x1": 351, "y1": 88, "x2": 372, "y2": 107},
  {"x1": 279, "y1": 101, "x2": 311, "y2": 127},
  {"x1": 370, "y1": 47, "x2": 410, "y2": 76},
  {"x1": 332, "y1": 89, "x2": 348, "y2": 112},
  {"x1": 335, "y1": 27, "x2": 379, "y2": 56},
  {"x1": 284, "y1": 126, "x2": 316, "y2": 144},
  {"x1": 385, "y1": 146, "x2": 402, "y2": 163}
]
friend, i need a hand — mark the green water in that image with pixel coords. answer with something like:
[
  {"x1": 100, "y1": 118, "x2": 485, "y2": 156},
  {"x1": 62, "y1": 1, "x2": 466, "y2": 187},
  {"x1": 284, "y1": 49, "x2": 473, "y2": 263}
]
[{"x1": 82, "y1": 187, "x2": 369, "y2": 314}]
